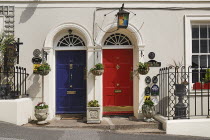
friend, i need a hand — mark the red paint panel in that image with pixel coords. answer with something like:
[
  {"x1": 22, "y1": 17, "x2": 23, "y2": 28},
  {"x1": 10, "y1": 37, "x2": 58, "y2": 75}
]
[{"x1": 103, "y1": 49, "x2": 133, "y2": 114}]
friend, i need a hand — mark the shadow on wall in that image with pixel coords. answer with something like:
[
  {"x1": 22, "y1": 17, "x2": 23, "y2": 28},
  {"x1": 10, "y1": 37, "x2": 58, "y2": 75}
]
[
  {"x1": 19, "y1": 0, "x2": 40, "y2": 24},
  {"x1": 27, "y1": 74, "x2": 41, "y2": 97}
]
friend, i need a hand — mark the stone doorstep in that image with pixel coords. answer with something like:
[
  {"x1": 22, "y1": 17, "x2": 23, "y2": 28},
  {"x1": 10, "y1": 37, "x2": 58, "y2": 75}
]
[{"x1": 24, "y1": 116, "x2": 164, "y2": 133}]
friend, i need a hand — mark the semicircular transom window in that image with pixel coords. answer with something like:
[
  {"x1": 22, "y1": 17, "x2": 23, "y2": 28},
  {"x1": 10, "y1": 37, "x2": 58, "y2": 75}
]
[
  {"x1": 57, "y1": 34, "x2": 85, "y2": 47},
  {"x1": 104, "y1": 33, "x2": 132, "y2": 46}
]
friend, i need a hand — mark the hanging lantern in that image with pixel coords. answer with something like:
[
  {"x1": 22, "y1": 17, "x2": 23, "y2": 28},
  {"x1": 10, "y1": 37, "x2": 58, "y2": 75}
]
[{"x1": 117, "y1": 4, "x2": 130, "y2": 29}]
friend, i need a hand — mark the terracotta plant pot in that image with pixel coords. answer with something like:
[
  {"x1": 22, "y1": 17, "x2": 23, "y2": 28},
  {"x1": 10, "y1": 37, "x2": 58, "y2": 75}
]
[{"x1": 91, "y1": 69, "x2": 104, "y2": 76}]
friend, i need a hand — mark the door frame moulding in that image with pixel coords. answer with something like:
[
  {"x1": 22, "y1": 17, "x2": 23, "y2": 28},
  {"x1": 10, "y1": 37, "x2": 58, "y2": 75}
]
[
  {"x1": 95, "y1": 23, "x2": 145, "y2": 119},
  {"x1": 43, "y1": 23, "x2": 93, "y2": 120}
]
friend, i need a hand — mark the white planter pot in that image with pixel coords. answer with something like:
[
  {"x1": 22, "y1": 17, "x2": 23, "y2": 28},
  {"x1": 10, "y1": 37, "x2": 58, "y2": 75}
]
[
  {"x1": 142, "y1": 105, "x2": 155, "y2": 122},
  {"x1": 87, "y1": 107, "x2": 101, "y2": 124},
  {"x1": 34, "y1": 108, "x2": 48, "y2": 124}
]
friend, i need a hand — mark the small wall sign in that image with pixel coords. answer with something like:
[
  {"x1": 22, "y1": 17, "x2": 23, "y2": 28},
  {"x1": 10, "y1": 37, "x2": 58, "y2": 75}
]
[
  {"x1": 151, "y1": 85, "x2": 159, "y2": 96},
  {"x1": 145, "y1": 86, "x2": 151, "y2": 95},
  {"x1": 148, "y1": 52, "x2": 155, "y2": 60},
  {"x1": 144, "y1": 96, "x2": 151, "y2": 101},
  {"x1": 146, "y1": 60, "x2": 161, "y2": 67},
  {"x1": 32, "y1": 57, "x2": 42, "y2": 64},
  {"x1": 152, "y1": 76, "x2": 158, "y2": 84},
  {"x1": 145, "y1": 76, "x2": 151, "y2": 84}
]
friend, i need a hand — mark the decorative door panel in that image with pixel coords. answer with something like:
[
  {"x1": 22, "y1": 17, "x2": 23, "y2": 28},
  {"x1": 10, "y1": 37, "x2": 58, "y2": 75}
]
[
  {"x1": 103, "y1": 49, "x2": 133, "y2": 114},
  {"x1": 56, "y1": 51, "x2": 86, "y2": 114}
]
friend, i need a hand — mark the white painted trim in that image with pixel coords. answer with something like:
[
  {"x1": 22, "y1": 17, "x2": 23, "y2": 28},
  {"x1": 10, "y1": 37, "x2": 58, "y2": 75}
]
[
  {"x1": 44, "y1": 23, "x2": 93, "y2": 48},
  {"x1": 154, "y1": 114, "x2": 210, "y2": 138},
  {"x1": 185, "y1": 15, "x2": 210, "y2": 90},
  {"x1": 54, "y1": 47, "x2": 86, "y2": 51},
  {"x1": 43, "y1": 23, "x2": 93, "y2": 119}
]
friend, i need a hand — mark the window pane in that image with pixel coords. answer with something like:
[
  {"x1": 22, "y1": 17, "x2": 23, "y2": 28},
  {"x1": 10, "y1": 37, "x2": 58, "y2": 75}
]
[
  {"x1": 208, "y1": 55, "x2": 210, "y2": 67},
  {"x1": 200, "y1": 25, "x2": 207, "y2": 38},
  {"x1": 192, "y1": 70, "x2": 198, "y2": 83},
  {"x1": 192, "y1": 55, "x2": 199, "y2": 68},
  {"x1": 200, "y1": 55, "x2": 207, "y2": 68},
  {"x1": 200, "y1": 69, "x2": 206, "y2": 82},
  {"x1": 201, "y1": 40, "x2": 208, "y2": 53},
  {"x1": 192, "y1": 25, "x2": 199, "y2": 38},
  {"x1": 192, "y1": 40, "x2": 199, "y2": 53}
]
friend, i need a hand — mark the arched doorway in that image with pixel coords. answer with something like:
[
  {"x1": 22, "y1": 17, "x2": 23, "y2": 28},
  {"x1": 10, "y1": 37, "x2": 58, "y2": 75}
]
[
  {"x1": 103, "y1": 33, "x2": 133, "y2": 115},
  {"x1": 55, "y1": 33, "x2": 87, "y2": 114}
]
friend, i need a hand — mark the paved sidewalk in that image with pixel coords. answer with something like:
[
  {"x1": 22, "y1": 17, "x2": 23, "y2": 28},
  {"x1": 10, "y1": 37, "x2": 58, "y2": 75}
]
[{"x1": 24, "y1": 116, "x2": 165, "y2": 134}]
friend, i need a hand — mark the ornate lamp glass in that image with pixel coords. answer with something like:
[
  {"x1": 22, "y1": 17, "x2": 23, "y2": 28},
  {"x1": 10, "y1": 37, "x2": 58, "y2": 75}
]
[{"x1": 117, "y1": 8, "x2": 130, "y2": 29}]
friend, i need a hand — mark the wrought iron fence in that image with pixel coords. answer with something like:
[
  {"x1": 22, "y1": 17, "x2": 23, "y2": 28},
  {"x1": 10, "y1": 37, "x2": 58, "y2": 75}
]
[
  {"x1": 158, "y1": 66, "x2": 210, "y2": 120},
  {"x1": 0, "y1": 66, "x2": 29, "y2": 99}
]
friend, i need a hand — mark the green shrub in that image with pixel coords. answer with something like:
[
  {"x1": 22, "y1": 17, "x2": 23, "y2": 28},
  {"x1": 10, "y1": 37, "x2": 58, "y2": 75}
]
[
  {"x1": 204, "y1": 69, "x2": 210, "y2": 83},
  {"x1": 143, "y1": 100, "x2": 154, "y2": 107},
  {"x1": 88, "y1": 100, "x2": 100, "y2": 107},
  {"x1": 90, "y1": 63, "x2": 104, "y2": 71},
  {"x1": 37, "y1": 63, "x2": 51, "y2": 71},
  {"x1": 138, "y1": 62, "x2": 149, "y2": 70},
  {"x1": 35, "y1": 102, "x2": 48, "y2": 109}
]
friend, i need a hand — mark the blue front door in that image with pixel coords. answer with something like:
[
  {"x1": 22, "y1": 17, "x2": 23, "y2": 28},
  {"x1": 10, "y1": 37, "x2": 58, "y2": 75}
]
[{"x1": 56, "y1": 51, "x2": 86, "y2": 114}]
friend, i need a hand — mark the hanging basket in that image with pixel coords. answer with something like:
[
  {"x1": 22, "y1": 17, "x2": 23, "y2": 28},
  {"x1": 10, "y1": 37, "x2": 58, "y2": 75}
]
[
  {"x1": 138, "y1": 67, "x2": 149, "y2": 75},
  {"x1": 91, "y1": 69, "x2": 104, "y2": 76},
  {"x1": 38, "y1": 69, "x2": 50, "y2": 76}
]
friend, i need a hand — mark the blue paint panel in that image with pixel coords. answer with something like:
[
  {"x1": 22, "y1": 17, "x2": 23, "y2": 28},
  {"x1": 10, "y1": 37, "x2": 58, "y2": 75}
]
[{"x1": 56, "y1": 51, "x2": 86, "y2": 114}]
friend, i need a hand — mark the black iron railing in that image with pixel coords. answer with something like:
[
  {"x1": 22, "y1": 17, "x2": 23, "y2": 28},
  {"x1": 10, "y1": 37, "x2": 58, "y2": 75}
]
[
  {"x1": 158, "y1": 66, "x2": 210, "y2": 120},
  {"x1": 0, "y1": 66, "x2": 29, "y2": 99}
]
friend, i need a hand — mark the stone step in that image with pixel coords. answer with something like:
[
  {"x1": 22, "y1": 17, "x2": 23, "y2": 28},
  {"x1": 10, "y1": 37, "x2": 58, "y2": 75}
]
[{"x1": 114, "y1": 128, "x2": 166, "y2": 134}]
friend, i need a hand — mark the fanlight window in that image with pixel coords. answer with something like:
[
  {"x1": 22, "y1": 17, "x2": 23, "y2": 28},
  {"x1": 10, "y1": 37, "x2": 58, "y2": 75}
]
[
  {"x1": 104, "y1": 33, "x2": 132, "y2": 46},
  {"x1": 57, "y1": 34, "x2": 85, "y2": 47}
]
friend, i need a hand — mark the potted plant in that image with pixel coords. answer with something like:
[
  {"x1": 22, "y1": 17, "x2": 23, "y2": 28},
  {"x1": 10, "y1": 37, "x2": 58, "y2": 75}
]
[
  {"x1": 37, "y1": 63, "x2": 51, "y2": 76},
  {"x1": 90, "y1": 63, "x2": 104, "y2": 76},
  {"x1": 137, "y1": 62, "x2": 149, "y2": 75},
  {"x1": 142, "y1": 100, "x2": 155, "y2": 122},
  {"x1": 0, "y1": 33, "x2": 16, "y2": 70},
  {"x1": 34, "y1": 102, "x2": 49, "y2": 124},
  {"x1": 203, "y1": 69, "x2": 210, "y2": 89},
  {"x1": 87, "y1": 100, "x2": 101, "y2": 124}
]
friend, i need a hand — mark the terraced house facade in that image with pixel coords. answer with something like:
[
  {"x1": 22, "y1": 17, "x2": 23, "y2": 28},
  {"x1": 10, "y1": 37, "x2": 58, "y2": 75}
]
[{"x1": 0, "y1": 0, "x2": 210, "y2": 137}]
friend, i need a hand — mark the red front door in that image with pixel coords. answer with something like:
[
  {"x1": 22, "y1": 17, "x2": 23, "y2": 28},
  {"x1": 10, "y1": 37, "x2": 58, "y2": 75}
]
[{"x1": 103, "y1": 49, "x2": 133, "y2": 115}]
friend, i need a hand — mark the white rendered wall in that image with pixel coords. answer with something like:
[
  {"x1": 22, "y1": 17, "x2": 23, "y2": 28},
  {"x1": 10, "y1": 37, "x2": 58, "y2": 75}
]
[
  {"x1": 155, "y1": 115, "x2": 210, "y2": 138},
  {"x1": 0, "y1": 1, "x2": 209, "y2": 120},
  {"x1": 0, "y1": 98, "x2": 33, "y2": 125}
]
